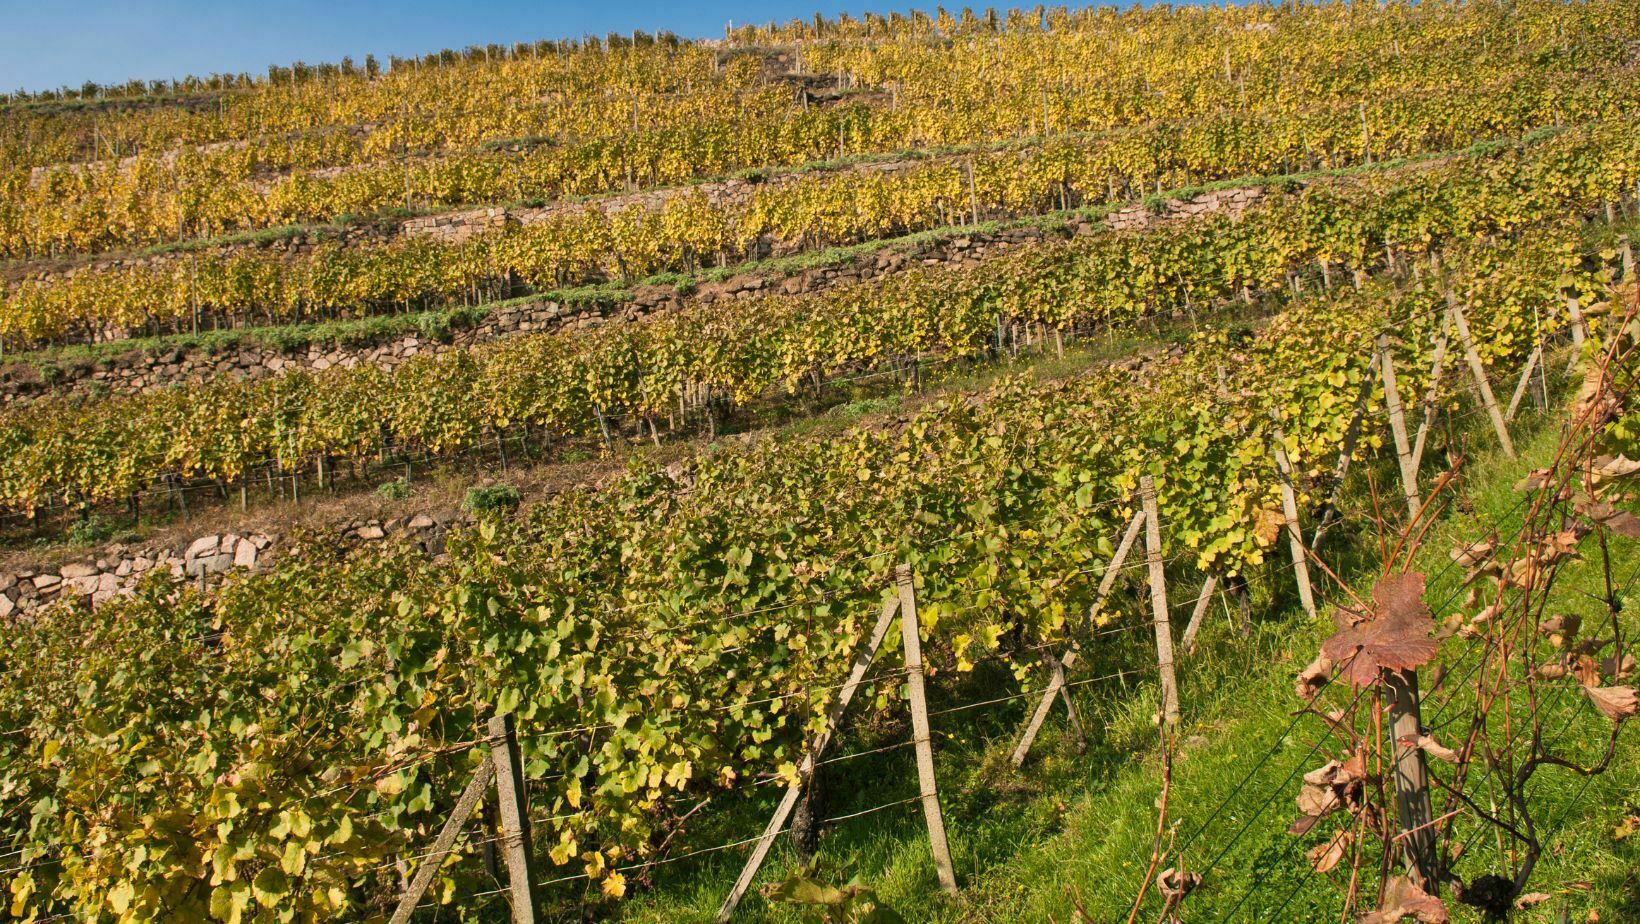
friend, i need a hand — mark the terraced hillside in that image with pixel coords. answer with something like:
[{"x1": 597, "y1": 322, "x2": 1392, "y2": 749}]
[{"x1": 1, "y1": 3, "x2": 1638, "y2": 923}]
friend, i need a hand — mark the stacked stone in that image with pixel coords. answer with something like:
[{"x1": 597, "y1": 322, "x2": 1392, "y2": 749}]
[{"x1": 0, "y1": 510, "x2": 455, "y2": 617}]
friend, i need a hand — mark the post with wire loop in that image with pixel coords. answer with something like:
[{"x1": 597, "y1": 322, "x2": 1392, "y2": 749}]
[
  {"x1": 489, "y1": 713, "x2": 539, "y2": 924},
  {"x1": 387, "y1": 713, "x2": 537, "y2": 924},
  {"x1": 896, "y1": 565, "x2": 960, "y2": 894},
  {"x1": 1385, "y1": 668, "x2": 1438, "y2": 891}
]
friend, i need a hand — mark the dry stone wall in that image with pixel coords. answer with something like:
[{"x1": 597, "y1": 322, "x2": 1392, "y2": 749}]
[
  {"x1": 0, "y1": 184, "x2": 1266, "y2": 406},
  {"x1": 0, "y1": 510, "x2": 458, "y2": 618}
]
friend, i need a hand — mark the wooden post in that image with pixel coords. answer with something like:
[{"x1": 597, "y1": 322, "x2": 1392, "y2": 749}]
[
  {"x1": 488, "y1": 714, "x2": 538, "y2": 923},
  {"x1": 717, "y1": 593, "x2": 901, "y2": 922},
  {"x1": 1408, "y1": 313, "x2": 1450, "y2": 474},
  {"x1": 965, "y1": 158, "x2": 980, "y2": 226},
  {"x1": 1179, "y1": 574, "x2": 1221, "y2": 655},
  {"x1": 1563, "y1": 294, "x2": 1587, "y2": 375},
  {"x1": 1269, "y1": 421, "x2": 1317, "y2": 619},
  {"x1": 1359, "y1": 101, "x2": 1371, "y2": 163},
  {"x1": 1377, "y1": 334, "x2": 1422, "y2": 521},
  {"x1": 1446, "y1": 297, "x2": 1515, "y2": 458},
  {"x1": 172, "y1": 474, "x2": 190, "y2": 520},
  {"x1": 1012, "y1": 508, "x2": 1146, "y2": 767},
  {"x1": 388, "y1": 760, "x2": 497, "y2": 924},
  {"x1": 896, "y1": 565, "x2": 959, "y2": 894},
  {"x1": 1140, "y1": 476, "x2": 1180, "y2": 726},
  {"x1": 1386, "y1": 669, "x2": 1438, "y2": 891}
]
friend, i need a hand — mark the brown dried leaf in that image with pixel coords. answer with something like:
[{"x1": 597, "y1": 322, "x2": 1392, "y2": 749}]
[
  {"x1": 1450, "y1": 536, "x2": 1498, "y2": 573},
  {"x1": 1156, "y1": 867, "x2": 1201, "y2": 903},
  {"x1": 1600, "y1": 652, "x2": 1637, "y2": 681},
  {"x1": 1400, "y1": 734, "x2": 1460, "y2": 763},
  {"x1": 1360, "y1": 875, "x2": 1449, "y2": 924},
  {"x1": 1571, "y1": 363, "x2": 1618, "y2": 430},
  {"x1": 1437, "y1": 613, "x2": 1465, "y2": 641},
  {"x1": 1469, "y1": 600, "x2": 1506, "y2": 627},
  {"x1": 1514, "y1": 892, "x2": 1552, "y2": 910},
  {"x1": 1514, "y1": 470, "x2": 1552, "y2": 493},
  {"x1": 1296, "y1": 654, "x2": 1333, "y2": 702},
  {"x1": 1307, "y1": 826, "x2": 1353, "y2": 873},
  {"x1": 1541, "y1": 529, "x2": 1587, "y2": 566},
  {"x1": 1591, "y1": 455, "x2": 1640, "y2": 481},
  {"x1": 1297, "y1": 777, "x2": 1344, "y2": 818},
  {"x1": 1574, "y1": 655, "x2": 1601, "y2": 688},
  {"x1": 1322, "y1": 573, "x2": 1438, "y2": 687},
  {"x1": 1570, "y1": 636, "x2": 1612, "y2": 658},
  {"x1": 1535, "y1": 659, "x2": 1569, "y2": 681},
  {"x1": 1501, "y1": 556, "x2": 1543, "y2": 589},
  {"x1": 1584, "y1": 685, "x2": 1638, "y2": 721},
  {"x1": 1575, "y1": 496, "x2": 1640, "y2": 539},
  {"x1": 1296, "y1": 756, "x2": 1366, "y2": 818},
  {"x1": 1288, "y1": 814, "x2": 1322, "y2": 836},
  {"x1": 1253, "y1": 507, "x2": 1285, "y2": 545},
  {"x1": 1540, "y1": 614, "x2": 1582, "y2": 639}
]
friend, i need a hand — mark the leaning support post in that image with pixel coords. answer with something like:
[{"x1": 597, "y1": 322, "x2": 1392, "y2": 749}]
[
  {"x1": 488, "y1": 714, "x2": 539, "y2": 924},
  {"x1": 1386, "y1": 668, "x2": 1438, "y2": 892},
  {"x1": 1012, "y1": 507, "x2": 1146, "y2": 767},
  {"x1": 1140, "y1": 476, "x2": 1180, "y2": 726},
  {"x1": 1377, "y1": 334, "x2": 1423, "y2": 520},
  {"x1": 1311, "y1": 365, "x2": 1377, "y2": 552},
  {"x1": 716, "y1": 593, "x2": 902, "y2": 922},
  {"x1": 389, "y1": 758, "x2": 497, "y2": 924},
  {"x1": 1408, "y1": 314, "x2": 1451, "y2": 474},
  {"x1": 1044, "y1": 652, "x2": 1088, "y2": 753},
  {"x1": 1178, "y1": 574, "x2": 1221, "y2": 655},
  {"x1": 1446, "y1": 295, "x2": 1515, "y2": 458},
  {"x1": 1269, "y1": 418, "x2": 1317, "y2": 619},
  {"x1": 897, "y1": 565, "x2": 959, "y2": 894},
  {"x1": 1506, "y1": 345, "x2": 1542, "y2": 423}
]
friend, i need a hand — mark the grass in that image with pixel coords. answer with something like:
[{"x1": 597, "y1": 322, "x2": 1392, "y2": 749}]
[{"x1": 591, "y1": 365, "x2": 1638, "y2": 923}]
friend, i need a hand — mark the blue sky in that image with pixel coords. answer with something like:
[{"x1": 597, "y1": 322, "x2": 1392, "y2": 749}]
[{"x1": 0, "y1": 0, "x2": 988, "y2": 94}]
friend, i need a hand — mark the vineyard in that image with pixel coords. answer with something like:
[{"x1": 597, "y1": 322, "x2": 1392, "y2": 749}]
[{"x1": 1, "y1": 3, "x2": 1638, "y2": 923}]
